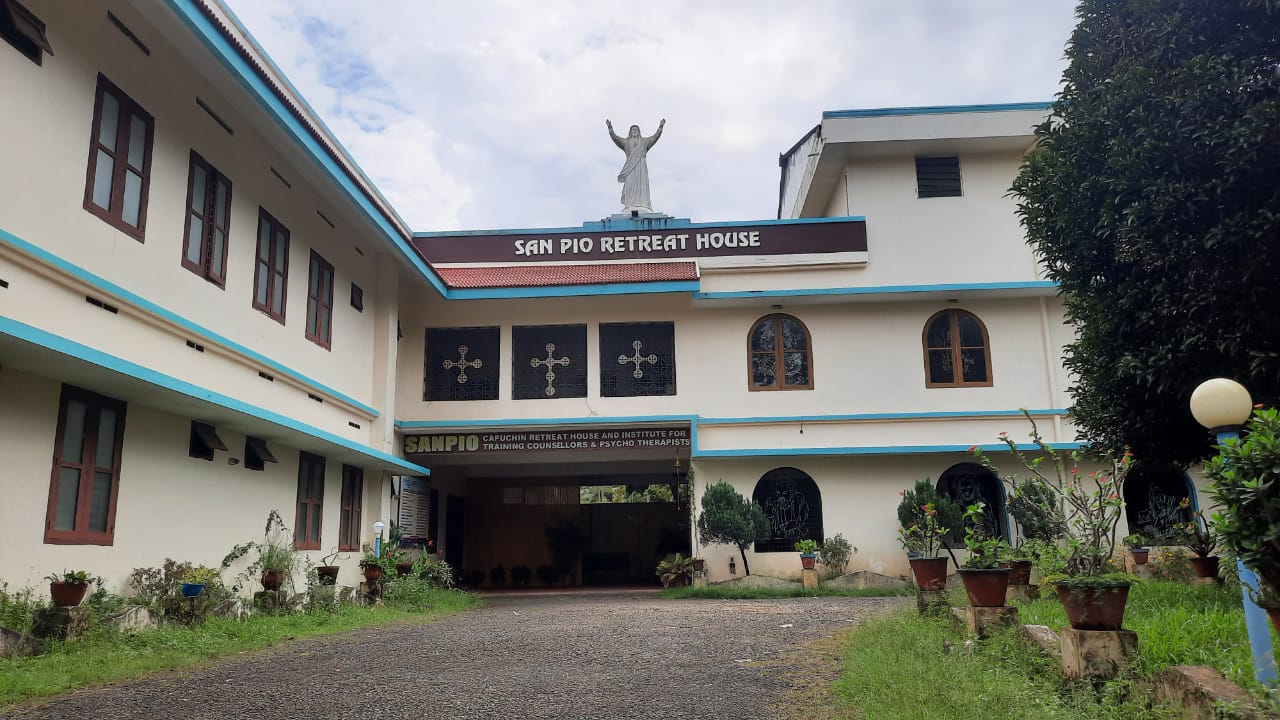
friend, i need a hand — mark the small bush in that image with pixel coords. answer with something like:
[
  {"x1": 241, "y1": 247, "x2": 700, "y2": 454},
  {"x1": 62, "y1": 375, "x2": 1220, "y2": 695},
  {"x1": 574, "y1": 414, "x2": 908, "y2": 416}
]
[
  {"x1": 1147, "y1": 547, "x2": 1195, "y2": 583},
  {"x1": 0, "y1": 583, "x2": 44, "y2": 633},
  {"x1": 127, "y1": 559, "x2": 194, "y2": 611},
  {"x1": 820, "y1": 534, "x2": 856, "y2": 578},
  {"x1": 383, "y1": 576, "x2": 462, "y2": 612},
  {"x1": 414, "y1": 555, "x2": 456, "y2": 590}
]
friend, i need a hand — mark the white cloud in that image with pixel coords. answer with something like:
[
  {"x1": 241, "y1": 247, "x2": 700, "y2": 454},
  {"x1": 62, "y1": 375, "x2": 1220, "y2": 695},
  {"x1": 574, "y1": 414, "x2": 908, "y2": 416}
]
[{"x1": 222, "y1": 0, "x2": 1078, "y2": 230}]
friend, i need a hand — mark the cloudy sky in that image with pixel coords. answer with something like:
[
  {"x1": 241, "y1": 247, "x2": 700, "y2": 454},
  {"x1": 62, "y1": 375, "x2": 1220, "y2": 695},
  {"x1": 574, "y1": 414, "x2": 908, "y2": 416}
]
[{"x1": 221, "y1": 1, "x2": 1080, "y2": 232}]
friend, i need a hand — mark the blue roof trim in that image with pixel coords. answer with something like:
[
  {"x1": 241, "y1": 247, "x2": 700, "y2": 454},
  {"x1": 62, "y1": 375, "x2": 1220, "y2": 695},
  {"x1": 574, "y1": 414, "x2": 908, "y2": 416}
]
[
  {"x1": 163, "y1": 0, "x2": 448, "y2": 297},
  {"x1": 0, "y1": 226, "x2": 379, "y2": 418},
  {"x1": 447, "y1": 280, "x2": 701, "y2": 300},
  {"x1": 0, "y1": 317, "x2": 429, "y2": 475},
  {"x1": 694, "y1": 280, "x2": 1057, "y2": 301},
  {"x1": 694, "y1": 442, "x2": 1082, "y2": 458},
  {"x1": 397, "y1": 415, "x2": 698, "y2": 429},
  {"x1": 698, "y1": 409, "x2": 1068, "y2": 425},
  {"x1": 823, "y1": 102, "x2": 1053, "y2": 119},
  {"x1": 413, "y1": 216, "x2": 868, "y2": 238}
]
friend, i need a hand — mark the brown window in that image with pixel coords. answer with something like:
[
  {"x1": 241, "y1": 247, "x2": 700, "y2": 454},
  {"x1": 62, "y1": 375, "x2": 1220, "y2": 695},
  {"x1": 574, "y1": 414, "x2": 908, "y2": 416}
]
[
  {"x1": 295, "y1": 452, "x2": 325, "y2": 550},
  {"x1": 1, "y1": 0, "x2": 53, "y2": 65},
  {"x1": 45, "y1": 385, "x2": 127, "y2": 545},
  {"x1": 305, "y1": 250, "x2": 334, "y2": 349},
  {"x1": 83, "y1": 74, "x2": 153, "y2": 241},
  {"x1": 338, "y1": 465, "x2": 363, "y2": 552},
  {"x1": 748, "y1": 314, "x2": 813, "y2": 391},
  {"x1": 252, "y1": 209, "x2": 289, "y2": 323},
  {"x1": 181, "y1": 152, "x2": 232, "y2": 286},
  {"x1": 923, "y1": 308, "x2": 993, "y2": 387}
]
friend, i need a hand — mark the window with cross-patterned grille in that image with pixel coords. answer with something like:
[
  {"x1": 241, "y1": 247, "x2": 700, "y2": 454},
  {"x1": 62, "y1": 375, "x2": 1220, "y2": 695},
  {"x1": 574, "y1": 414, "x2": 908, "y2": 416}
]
[
  {"x1": 513, "y1": 324, "x2": 586, "y2": 399},
  {"x1": 599, "y1": 322, "x2": 676, "y2": 397},
  {"x1": 425, "y1": 327, "x2": 500, "y2": 401}
]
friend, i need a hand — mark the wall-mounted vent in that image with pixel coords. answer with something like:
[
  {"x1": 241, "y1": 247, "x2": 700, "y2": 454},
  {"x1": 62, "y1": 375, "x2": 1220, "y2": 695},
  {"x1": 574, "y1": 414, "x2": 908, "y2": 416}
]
[
  {"x1": 85, "y1": 296, "x2": 119, "y2": 314},
  {"x1": 915, "y1": 156, "x2": 962, "y2": 198},
  {"x1": 307, "y1": 393, "x2": 323, "y2": 403},
  {"x1": 244, "y1": 436, "x2": 277, "y2": 471},
  {"x1": 0, "y1": 278, "x2": 9, "y2": 289},
  {"x1": 350, "y1": 283, "x2": 364, "y2": 312},
  {"x1": 196, "y1": 97, "x2": 233, "y2": 136},
  {"x1": 3, "y1": 0, "x2": 53, "y2": 65},
  {"x1": 270, "y1": 167, "x2": 291, "y2": 189},
  {"x1": 353, "y1": 245, "x2": 364, "y2": 256},
  {"x1": 348, "y1": 421, "x2": 361, "y2": 430},
  {"x1": 258, "y1": 371, "x2": 274, "y2": 382},
  {"x1": 316, "y1": 210, "x2": 335, "y2": 229},
  {"x1": 188, "y1": 421, "x2": 227, "y2": 461},
  {"x1": 185, "y1": 340, "x2": 205, "y2": 353},
  {"x1": 106, "y1": 11, "x2": 149, "y2": 56}
]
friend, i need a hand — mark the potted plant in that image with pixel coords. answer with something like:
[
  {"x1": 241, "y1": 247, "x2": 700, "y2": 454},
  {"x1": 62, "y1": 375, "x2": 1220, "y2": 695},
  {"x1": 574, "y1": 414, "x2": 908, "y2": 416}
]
[
  {"x1": 1178, "y1": 499, "x2": 1219, "y2": 579},
  {"x1": 897, "y1": 481, "x2": 958, "y2": 591},
  {"x1": 316, "y1": 548, "x2": 345, "y2": 586},
  {"x1": 181, "y1": 566, "x2": 219, "y2": 597},
  {"x1": 999, "y1": 545, "x2": 1034, "y2": 586},
  {"x1": 656, "y1": 553, "x2": 694, "y2": 588},
  {"x1": 46, "y1": 570, "x2": 94, "y2": 607},
  {"x1": 221, "y1": 510, "x2": 298, "y2": 592},
  {"x1": 1122, "y1": 534, "x2": 1149, "y2": 565},
  {"x1": 794, "y1": 539, "x2": 819, "y2": 570},
  {"x1": 973, "y1": 412, "x2": 1134, "y2": 630},
  {"x1": 1206, "y1": 408, "x2": 1280, "y2": 632},
  {"x1": 359, "y1": 551, "x2": 384, "y2": 583},
  {"x1": 956, "y1": 502, "x2": 1012, "y2": 607}
]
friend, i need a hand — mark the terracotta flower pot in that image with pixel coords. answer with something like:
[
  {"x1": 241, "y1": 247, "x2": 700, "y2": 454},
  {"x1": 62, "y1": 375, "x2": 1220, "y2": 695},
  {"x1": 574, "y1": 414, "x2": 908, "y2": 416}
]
[
  {"x1": 395, "y1": 562, "x2": 415, "y2": 577},
  {"x1": 800, "y1": 554, "x2": 817, "y2": 570},
  {"x1": 1055, "y1": 581, "x2": 1130, "y2": 631},
  {"x1": 316, "y1": 566, "x2": 340, "y2": 586},
  {"x1": 692, "y1": 558, "x2": 706, "y2": 573},
  {"x1": 958, "y1": 568, "x2": 1011, "y2": 607},
  {"x1": 362, "y1": 565, "x2": 383, "y2": 583},
  {"x1": 49, "y1": 581, "x2": 89, "y2": 607},
  {"x1": 1130, "y1": 548, "x2": 1149, "y2": 565},
  {"x1": 1007, "y1": 560, "x2": 1033, "y2": 586},
  {"x1": 1190, "y1": 556, "x2": 1220, "y2": 579},
  {"x1": 260, "y1": 569, "x2": 284, "y2": 591},
  {"x1": 909, "y1": 556, "x2": 949, "y2": 591}
]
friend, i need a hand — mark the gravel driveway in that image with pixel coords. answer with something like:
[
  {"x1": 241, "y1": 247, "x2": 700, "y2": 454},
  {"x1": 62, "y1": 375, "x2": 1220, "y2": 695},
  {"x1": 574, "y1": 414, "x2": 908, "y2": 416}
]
[{"x1": 4, "y1": 590, "x2": 907, "y2": 720}]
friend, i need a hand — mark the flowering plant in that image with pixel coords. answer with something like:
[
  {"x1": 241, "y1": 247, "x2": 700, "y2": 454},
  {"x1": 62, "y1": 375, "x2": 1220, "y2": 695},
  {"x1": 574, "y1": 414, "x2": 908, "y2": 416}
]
[
  {"x1": 1177, "y1": 498, "x2": 1218, "y2": 558},
  {"x1": 896, "y1": 502, "x2": 949, "y2": 558},
  {"x1": 971, "y1": 411, "x2": 1132, "y2": 578},
  {"x1": 961, "y1": 502, "x2": 1008, "y2": 569}
]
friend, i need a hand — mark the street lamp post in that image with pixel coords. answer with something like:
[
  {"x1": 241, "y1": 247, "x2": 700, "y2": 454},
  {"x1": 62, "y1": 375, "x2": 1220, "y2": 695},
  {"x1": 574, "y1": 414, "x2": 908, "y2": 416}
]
[{"x1": 1190, "y1": 378, "x2": 1277, "y2": 686}]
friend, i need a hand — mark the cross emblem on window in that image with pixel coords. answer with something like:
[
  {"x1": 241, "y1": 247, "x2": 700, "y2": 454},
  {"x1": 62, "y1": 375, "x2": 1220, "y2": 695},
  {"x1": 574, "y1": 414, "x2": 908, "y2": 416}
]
[
  {"x1": 530, "y1": 343, "x2": 570, "y2": 396},
  {"x1": 443, "y1": 345, "x2": 483, "y2": 384},
  {"x1": 618, "y1": 340, "x2": 658, "y2": 379}
]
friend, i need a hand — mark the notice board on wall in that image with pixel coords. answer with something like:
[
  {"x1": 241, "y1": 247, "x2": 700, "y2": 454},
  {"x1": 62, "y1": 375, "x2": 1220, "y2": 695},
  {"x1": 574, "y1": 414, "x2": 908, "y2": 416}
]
[{"x1": 398, "y1": 477, "x2": 431, "y2": 543}]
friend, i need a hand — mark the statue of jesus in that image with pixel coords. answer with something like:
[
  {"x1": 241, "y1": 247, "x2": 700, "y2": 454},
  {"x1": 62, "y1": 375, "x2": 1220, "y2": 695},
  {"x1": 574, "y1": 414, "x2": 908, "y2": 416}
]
[{"x1": 607, "y1": 118, "x2": 665, "y2": 213}]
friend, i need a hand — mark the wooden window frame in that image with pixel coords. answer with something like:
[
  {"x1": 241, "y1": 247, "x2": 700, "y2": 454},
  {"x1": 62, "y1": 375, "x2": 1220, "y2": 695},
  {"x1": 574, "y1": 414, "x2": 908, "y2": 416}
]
[
  {"x1": 82, "y1": 74, "x2": 154, "y2": 242},
  {"x1": 181, "y1": 151, "x2": 233, "y2": 287},
  {"x1": 338, "y1": 465, "x2": 363, "y2": 552},
  {"x1": 44, "y1": 385, "x2": 127, "y2": 545},
  {"x1": 923, "y1": 308, "x2": 993, "y2": 388},
  {"x1": 294, "y1": 452, "x2": 325, "y2": 550},
  {"x1": 252, "y1": 208, "x2": 290, "y2": 324},
  {"x1": 747, "y1": 314, "x2": 814, "y2": 392},
  {"x1": 305, "y1": 250, "x2": 334, "y2": 350}
]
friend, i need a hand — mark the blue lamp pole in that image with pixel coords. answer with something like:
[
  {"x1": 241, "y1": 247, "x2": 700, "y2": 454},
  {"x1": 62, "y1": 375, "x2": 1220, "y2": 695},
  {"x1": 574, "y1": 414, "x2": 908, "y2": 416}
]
[{"x1": 1190, "y1": 378, "x2": 1277, "y2": 686}]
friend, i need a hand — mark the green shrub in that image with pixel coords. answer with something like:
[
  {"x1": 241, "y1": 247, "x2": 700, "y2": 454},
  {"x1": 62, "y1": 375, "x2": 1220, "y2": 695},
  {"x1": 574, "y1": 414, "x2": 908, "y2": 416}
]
[
  {"x1": 127, "y1": 559, "x2": 194, "y2": 611},
  {"x1": 413, "y1": 554, "x2": 456, "y2": 590},
  {"x1": 820, "y1": 534, "x2": 856, "y2": 578},
  {"x1": 0, "y1": 583, "x2": 44, "y2": 633}
]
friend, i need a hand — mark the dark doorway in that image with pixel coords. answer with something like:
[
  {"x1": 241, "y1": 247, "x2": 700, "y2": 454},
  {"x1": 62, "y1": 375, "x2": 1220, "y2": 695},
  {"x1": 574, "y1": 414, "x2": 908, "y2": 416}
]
[
  {"x1": 1124, "y1": 462, "x2": 1194, "y2": 544},
  {"x1": 937, "y1": 462, "x2": 1007, "y2": 541},
  {"x1": 445, "y1": 494, "x2": 466, "y2": 570}
]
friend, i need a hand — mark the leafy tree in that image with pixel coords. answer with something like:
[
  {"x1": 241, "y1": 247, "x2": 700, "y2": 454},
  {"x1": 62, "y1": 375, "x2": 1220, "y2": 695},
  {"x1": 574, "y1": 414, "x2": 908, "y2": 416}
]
[
  {"x1": 896, "y1": 479, "x2": 964, "y2": 549},
  {"x1": 697, "y1": 481, "x2": 769, "y2": 576},
  {"x1": 1011, "y1": 0, "x2": 1280, "y2": 466}
]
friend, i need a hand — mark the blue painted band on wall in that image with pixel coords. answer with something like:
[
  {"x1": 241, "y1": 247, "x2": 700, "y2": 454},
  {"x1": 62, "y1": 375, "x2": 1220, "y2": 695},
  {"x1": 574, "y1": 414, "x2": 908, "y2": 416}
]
[
  {"x1": 694, "y1": 280, "x2": 1058, "y2": 301},
  {"x1": 0, "y1": 227, "x2": 380, "y2": 418},
  {"x1": 693, "y1": 442, "x2": 1082, "y2": 458},
  {"x1": 823, "y1": 102, "x2": 1053, "y2": 119},
  {"x1": 413, "y1": 216, "x2": 869, "y2": 238},
  {"x1": 0, "y1": 317, "x2": 430, "y2": 476}
]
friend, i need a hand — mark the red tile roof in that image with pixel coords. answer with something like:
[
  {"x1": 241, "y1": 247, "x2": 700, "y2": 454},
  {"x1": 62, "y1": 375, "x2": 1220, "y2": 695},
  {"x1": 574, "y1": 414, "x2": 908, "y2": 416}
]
[{"x1": 435, "y1": 262, "x2": 699, "y2": 289}]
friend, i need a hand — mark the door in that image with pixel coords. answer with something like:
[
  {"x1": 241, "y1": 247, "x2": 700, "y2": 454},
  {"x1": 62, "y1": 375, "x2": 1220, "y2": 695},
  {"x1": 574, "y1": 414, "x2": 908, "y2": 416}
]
[{"x1": 445, "y1": 494, "x2": 466, "y2": 570}]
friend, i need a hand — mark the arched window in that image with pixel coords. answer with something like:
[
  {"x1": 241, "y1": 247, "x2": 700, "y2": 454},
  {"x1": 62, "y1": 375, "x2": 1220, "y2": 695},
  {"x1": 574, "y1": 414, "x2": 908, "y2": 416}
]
[
  {"x1": 1124, "y1": 462, "x2": 1195, "y2": 544},
  {"x1": 937, "y1": 462, "x2": 1007, "y2": 542},
  {"x1": 749, "y1": 314, "x2": 813, "y2": 391},
  {"x1": 752, "y1": 467, "x2": 823, "y2": 552},
  {"x1": 923, "y1": 309, "x2": 992, "y2": 387}
]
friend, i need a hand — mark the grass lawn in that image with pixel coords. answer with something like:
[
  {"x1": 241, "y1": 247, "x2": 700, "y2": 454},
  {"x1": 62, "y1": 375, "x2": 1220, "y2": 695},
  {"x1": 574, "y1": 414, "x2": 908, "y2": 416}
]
[
  {"x1": 1013, "y1": 580, "x2": 1260, "y2": 693},
  {"x1": 0, "y1": 589, "x2": 480, "y2": 709},
  {"x1": 657, "y1": 584, "x2": 914, "y2": 600}
]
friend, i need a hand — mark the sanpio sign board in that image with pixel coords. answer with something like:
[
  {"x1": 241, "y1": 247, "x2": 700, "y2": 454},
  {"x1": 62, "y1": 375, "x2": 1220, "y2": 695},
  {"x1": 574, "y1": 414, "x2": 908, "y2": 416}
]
[
  {"x1": 403, "y1": 428, "x2": 691, "y2": 456},
  {"x1": 413, "y1": 218, "x2": 867, "y2": 264}
]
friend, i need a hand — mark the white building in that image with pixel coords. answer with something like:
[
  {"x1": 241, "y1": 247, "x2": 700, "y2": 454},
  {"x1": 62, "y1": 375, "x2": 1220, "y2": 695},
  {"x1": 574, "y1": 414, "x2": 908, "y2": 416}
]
[{"x1": 0, "y1": 0, "x2": 1196, "y2": 594}]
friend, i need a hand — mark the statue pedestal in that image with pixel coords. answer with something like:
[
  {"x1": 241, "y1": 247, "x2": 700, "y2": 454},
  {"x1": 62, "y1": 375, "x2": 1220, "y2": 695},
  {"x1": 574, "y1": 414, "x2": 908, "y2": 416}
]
[
  {"x1": 951, "y1": 606, "x2": 1020, "y2": 638},
  {"x1": 1060, "y1": 627, "x2": 1138, "y2": 680},
  {"x1": 801, "y1": 568, "x2": 819, "y2": 589}
]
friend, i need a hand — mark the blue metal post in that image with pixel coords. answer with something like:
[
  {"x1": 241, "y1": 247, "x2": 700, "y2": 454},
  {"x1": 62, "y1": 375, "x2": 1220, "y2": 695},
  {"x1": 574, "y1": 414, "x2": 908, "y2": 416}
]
[
  {"x1": 375, "y1": 535, "x2": 382, "y2": 558},
  {"x1": 1216, "y1": 429, "x2": 1278, "y2": 686}
]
